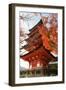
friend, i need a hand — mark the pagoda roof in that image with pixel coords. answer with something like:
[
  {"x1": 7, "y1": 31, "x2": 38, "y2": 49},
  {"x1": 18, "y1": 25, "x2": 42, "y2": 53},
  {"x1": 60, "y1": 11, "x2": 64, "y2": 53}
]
[
  {"x1": 28, "y1": 19, "x2": 43, "y2": 35},
  {"x1": 20, "y1": 44, "x2": 28, "y2": 49},
  {"x1": 27, "y1": 19, "x2": 48, "y2": 38},
  {"x1": 29, "y1": 19, "x2": 43, "y2": 31},
  {"x1": 20, "y1": 46, "x2": 57, "y2": 62},
  {"x1": 25, "y1": 33, "x2": 41, "y2": 42}
]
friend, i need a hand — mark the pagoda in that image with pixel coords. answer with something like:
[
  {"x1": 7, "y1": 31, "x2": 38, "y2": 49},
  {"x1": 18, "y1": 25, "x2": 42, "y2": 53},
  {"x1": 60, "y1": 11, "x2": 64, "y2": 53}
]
[{"x1": 20, "y1": 19, "x2": 58, "y2": 77}]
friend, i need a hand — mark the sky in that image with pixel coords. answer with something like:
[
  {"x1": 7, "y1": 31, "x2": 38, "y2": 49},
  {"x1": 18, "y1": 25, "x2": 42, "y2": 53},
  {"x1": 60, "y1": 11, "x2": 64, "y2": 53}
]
[{"x1": 19, "y1": 12, "x2": 41, "y2": 33}]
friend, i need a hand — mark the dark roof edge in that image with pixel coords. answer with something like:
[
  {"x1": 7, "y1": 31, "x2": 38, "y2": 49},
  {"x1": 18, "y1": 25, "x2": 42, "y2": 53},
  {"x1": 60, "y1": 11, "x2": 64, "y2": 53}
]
[
  {"x1": 20, "y1": 45, "x2": 57, "y2": 60},
  {"x1": 29, "y1": 19, "x2": 43, "y2": 32}
]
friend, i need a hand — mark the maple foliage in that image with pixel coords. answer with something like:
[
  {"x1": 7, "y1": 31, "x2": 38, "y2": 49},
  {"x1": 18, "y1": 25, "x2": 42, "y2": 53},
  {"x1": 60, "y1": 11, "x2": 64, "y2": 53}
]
[{"x1": 38, "y1": 14, "x2": 58, "y2": 55}]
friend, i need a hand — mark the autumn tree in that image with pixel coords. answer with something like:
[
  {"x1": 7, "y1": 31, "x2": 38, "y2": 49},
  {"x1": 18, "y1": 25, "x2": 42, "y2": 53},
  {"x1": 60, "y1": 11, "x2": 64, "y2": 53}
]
[{"x1": 38, "y1": 14, "x2": 58, "y2": 55}]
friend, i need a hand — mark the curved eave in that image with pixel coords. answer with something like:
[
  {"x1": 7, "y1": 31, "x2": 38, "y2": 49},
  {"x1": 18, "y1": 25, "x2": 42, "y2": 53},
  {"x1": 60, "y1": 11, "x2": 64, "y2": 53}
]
[{"x1": 20, "y1": 46, "x2": 57, "y2": 62}]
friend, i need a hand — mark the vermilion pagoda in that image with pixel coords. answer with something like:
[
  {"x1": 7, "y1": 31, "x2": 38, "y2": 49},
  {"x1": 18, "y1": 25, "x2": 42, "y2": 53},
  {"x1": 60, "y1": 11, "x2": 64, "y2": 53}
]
[{"x1": 20, "y1": 20, "x2": 57, "y2": 71}]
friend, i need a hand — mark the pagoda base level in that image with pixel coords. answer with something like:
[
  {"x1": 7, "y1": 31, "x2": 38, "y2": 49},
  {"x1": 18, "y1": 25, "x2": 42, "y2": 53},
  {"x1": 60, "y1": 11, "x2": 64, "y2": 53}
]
[{"x1": 20, "y1": 63, "x2": 58, "y2": 78}]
